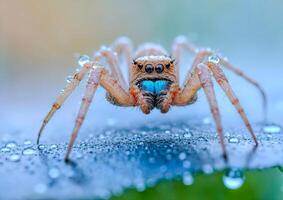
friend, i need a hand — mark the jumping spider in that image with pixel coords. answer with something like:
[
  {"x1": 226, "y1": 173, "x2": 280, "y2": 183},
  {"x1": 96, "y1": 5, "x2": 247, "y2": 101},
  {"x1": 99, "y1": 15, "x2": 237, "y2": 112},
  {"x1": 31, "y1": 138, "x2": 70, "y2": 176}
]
[{"x1": 37, "y1": 36, "x2": 266, "y2": 162}]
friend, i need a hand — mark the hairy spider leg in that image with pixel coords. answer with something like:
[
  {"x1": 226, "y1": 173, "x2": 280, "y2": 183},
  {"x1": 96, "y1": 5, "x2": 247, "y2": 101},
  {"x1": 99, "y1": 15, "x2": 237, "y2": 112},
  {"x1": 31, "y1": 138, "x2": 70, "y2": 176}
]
[
  {"x1": 171, "y1": 35, "x2": 266, "y2": 120},
  {"x1": 171, "y1": 35, "x2": 198, "y2": 83},
  {"x1": 94, "y1": 47, "x2": 128, "y2": 90},
  {"x1": 37, "y1": 62, "x2": 93, "y2": 144},
  {"x1": 220, "y1": 58, "x2": 267, "y2": 120},
  {"x1": 65, "y1": 66, "x2": 134, "y2": 161},
  {"x1": 196, "y1": 63, "x2": 228, "y2": 160},
  {"x1": 112, "y1": 37, "x2": 134, "y2": 82},
  {"x1": 207, "y1": 61, "x2": 258, "y2": 145}
]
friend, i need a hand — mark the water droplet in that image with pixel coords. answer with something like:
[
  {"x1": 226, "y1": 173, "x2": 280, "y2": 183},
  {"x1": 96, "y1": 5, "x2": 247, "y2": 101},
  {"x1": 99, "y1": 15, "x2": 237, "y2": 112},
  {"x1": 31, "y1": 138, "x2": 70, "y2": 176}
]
[
  {"x1": 183, "y1": 160, "x2": 191, "y2": 169},
  {"x1": 6, "y1": 141, "x2": 17, "y2": 148},
  {"x1": 48, "y1": 167, "x2": 60, "y2": 179},
  {"x1": 208, "y1": 55, "x2": 220, "y2": 64},
  {"x1": 178, "y1": 152, "x2": 186, "y2": 160},
  {"x1": 184, "y1": 133, "x2": 192, "y2": 138},
  {"x1": 22, "y1": 147, "x2": 37, "y2": 156},
  {"x1": 50, "y1": 144, "x2": 58, "y2": 149},
  {"x1": 106, "y1": 118, "x2": 116, "y2": 126},
  {"x1": 78, "y1": 55, "x2": 90, "y2": 67},
  {"x1": 228, "y1": 137, "x2": 240, "y2": 144},
  {"x1": 23, "y1": 140, "x2": 32, "y2": 146},
  {"x1": 66, "y1": 75, "x2": 73, "y2": 83},
  {"x1": 223, "y1": 168, "x2": 245, "y2": 189},
  {"x1": 202, "y1": 164, "x2": 214, "y2": 174},
  {"x1": 202, "y1": 117, "x2": 212, "y2": 125},
  {"x1": 34, "y1": 183, "x2": 47, "y2": 194},
  {"x1": 182, "y1": 172, "x2": 194, "y2": 185},
  {"x1": 9, "y1": 154, "x2": 21, "y2": 162},
  {"x1": 38, "y1": 144, "x2": 45, "y2": 150},
  {"x1": 1, "y1": 147, "x2": 10, "y2": 153},
  {"x1": 263, "y1": 124, "x2": 281, "y2": 134}
]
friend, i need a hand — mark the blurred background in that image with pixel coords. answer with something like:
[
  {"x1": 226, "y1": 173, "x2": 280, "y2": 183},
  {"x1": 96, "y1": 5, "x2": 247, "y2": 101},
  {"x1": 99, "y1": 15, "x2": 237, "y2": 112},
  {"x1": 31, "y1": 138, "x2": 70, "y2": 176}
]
[{"x1": 0, "y1": 0, "x2": 283, "y2": 199}]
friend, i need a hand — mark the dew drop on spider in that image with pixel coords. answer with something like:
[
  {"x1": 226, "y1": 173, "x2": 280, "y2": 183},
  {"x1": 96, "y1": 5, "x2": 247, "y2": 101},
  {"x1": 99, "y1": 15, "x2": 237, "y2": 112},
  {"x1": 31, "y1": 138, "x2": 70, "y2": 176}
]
[
  {"x1": 223, "y1": 168, "x2": 245, "y2": 189},
  {"x1": 208, "y1": 55, "x2": 220, "y2": 64},
  {"x1": 66, "y1": 75, "x2": 73, "y2": 83},
  {"x1": 78, "y1": 55, "x2": 90, "y2": 67}
]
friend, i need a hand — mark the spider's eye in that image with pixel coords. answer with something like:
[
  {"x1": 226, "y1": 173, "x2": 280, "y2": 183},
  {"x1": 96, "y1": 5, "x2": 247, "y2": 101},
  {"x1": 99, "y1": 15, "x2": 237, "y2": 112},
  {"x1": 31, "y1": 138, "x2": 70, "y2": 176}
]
[
  {"x1": 155, "y1": 64, "x2": 164, "y2": 73},
  {"x1": 145, "y1": 64, "x2": 154, "y2": 73},
  {"x1": 137, "y1": 64, "x2": 143, "y2": 69},
  {"x1": 165, "y1": 63, "x2": 170, "y2": 69}
]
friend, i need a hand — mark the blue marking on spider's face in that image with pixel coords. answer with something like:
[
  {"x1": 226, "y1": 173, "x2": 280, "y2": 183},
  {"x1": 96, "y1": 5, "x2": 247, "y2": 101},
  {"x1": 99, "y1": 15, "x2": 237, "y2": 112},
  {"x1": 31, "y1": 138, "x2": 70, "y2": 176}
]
[{"x1": 140, "y1": 80, "x2": 169, "y2": 94}]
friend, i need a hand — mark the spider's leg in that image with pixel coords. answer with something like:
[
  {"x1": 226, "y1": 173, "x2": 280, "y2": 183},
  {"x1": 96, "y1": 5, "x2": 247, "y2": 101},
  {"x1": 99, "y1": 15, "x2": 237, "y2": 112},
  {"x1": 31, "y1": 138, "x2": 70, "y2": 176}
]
[
  {"x1": 37, "y1": 61, "x2": 93, "y2": 144},
  {"x1": 220, "y1": 58, "x2": 267, "y2": 120},
  {"x1": 112, "y1": 37, "x2": 133, "y2": 81},
  {"x1": 207, "y1": 62, "x2": 258, "y2": 145},
  {"x1": 65, "y1": 67, "x2": 134, "y2": 161},
  {"x1": 94, "y1": 47, "x2": 128, "y2": 90},
  {"x1": 196, "y1": 63, "x2": 228, "y2": 160},
  {"x1": 171, "y1": 35, "x2": 198, "y2": 82},
  {"x1": 173, "y1": 50, "x2": 212, "y2": 105},
  {"x1": 65, "y1": 67, "x2": 102, "y2": 161}
]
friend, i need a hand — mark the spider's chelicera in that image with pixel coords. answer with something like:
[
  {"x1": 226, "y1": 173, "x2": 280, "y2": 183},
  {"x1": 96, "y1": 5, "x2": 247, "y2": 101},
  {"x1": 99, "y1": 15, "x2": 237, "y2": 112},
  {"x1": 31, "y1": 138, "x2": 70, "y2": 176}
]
[{"x1": 37, "y1": 36, "x2": 266, "y2": 162}]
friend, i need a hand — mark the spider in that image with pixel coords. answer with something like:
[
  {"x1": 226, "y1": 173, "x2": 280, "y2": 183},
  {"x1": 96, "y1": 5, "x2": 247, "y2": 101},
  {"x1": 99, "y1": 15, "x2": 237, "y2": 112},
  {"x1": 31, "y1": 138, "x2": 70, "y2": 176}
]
[{"x1": 37, "y1": 36, "x2": 266, "y2": 162}]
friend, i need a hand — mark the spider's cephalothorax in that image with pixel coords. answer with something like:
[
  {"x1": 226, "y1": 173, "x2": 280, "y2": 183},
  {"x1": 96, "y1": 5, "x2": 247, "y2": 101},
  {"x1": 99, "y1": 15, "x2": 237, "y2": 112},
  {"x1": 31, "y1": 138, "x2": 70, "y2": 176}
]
[
  {"x1": 37, "y1": 36, "x2": 266, "y2": 162},
  {"x1": 130, "y1": 44, "x2": 177, "y2": 113}
]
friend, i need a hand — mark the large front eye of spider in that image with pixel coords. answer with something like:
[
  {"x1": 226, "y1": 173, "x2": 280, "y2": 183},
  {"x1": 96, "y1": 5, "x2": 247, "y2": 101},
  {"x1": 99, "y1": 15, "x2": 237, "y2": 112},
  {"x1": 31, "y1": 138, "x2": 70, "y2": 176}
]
[
  {"x1": 145, "y1": 64, "x2": 154, "y2": 73},
  {"x1": 155, "y1": 64, "x2": 164, "y2": 73}
]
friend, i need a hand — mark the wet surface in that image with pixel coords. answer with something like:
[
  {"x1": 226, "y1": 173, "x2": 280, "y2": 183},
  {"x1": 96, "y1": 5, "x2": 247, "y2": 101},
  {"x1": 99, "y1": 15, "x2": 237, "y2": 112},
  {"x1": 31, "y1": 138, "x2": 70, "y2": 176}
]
[{"x1": 0, "y1": 120, "x2": 282, "y2": 199}]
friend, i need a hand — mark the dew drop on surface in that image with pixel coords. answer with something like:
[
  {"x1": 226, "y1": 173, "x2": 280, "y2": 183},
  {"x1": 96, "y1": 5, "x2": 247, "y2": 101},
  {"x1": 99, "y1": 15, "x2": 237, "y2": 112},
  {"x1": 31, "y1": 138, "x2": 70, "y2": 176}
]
[
  {"x1": 23, "y1": 147, "x2": 37, "y2": 156},
  {"x1": 182, "y1": 172, "x2": 194, "y2": 185},
  {"x1": 1, "y1": 147, "x2": 11, "y2": 153},
  {"x1": 208, "y1": 55, "x2": 220, "y2": 64},
  {"x1": 263, "y1": 124, "x2": 281, "y2": 134},
  {"x1": 228, "y1": 137, "x2": 240, "y2": 144},
  {"x1": 38, "y1": 144, "x2": 45, "y2": 150},
  {"x1": 178, "y1": 152, "x2": 186, "y2": 160},
  {"x1": 202, "y1": 164, "x2": 214, "y2": 174},
  {"x1": 48, "y1": 167, "x2": 60, "y2": 179},
  {"x1": 6, "y1": 141, "x2": 17, "y2": 149},
  {"x1": 106, "y1": 118, "x2": 116, "y2": 126},
  {"x1": 223, "y1": 168, "x2": 245, "y2": 190},
  {"x1": 50, "y1": 144, "x2": 58, "y2": 149},
  {"x1": 202, "y1": 117, "x2": 212, "y2": 125},
  {"x1": 34, "y1": 183, "x2": 47, "y2": 194},
  {"x1": 78, "y1": 55, "x2": 90, "y2": 67},
  {"x1": 9, "y1": 154, "x2": 21, "y2": 162},
  {"x1": 23, "y1": 140, "x2": 32, "y2": 146},
  {"x1": 183, "y1": 160, "x2": 191, "y2": 169}
]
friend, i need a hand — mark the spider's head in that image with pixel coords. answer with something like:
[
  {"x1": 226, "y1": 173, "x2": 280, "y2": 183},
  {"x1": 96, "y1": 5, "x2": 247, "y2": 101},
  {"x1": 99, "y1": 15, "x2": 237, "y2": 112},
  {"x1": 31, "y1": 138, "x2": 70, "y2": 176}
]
[{"x1": 131, "y1": 55, "x2": 176, "y2": 86}]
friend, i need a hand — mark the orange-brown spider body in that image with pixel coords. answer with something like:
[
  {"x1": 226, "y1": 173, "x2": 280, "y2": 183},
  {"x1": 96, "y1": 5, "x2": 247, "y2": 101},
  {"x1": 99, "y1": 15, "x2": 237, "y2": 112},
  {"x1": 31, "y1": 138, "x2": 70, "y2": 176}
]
[{"x1": 37, "y1": 36, "x2": 266, "y2": 162}]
